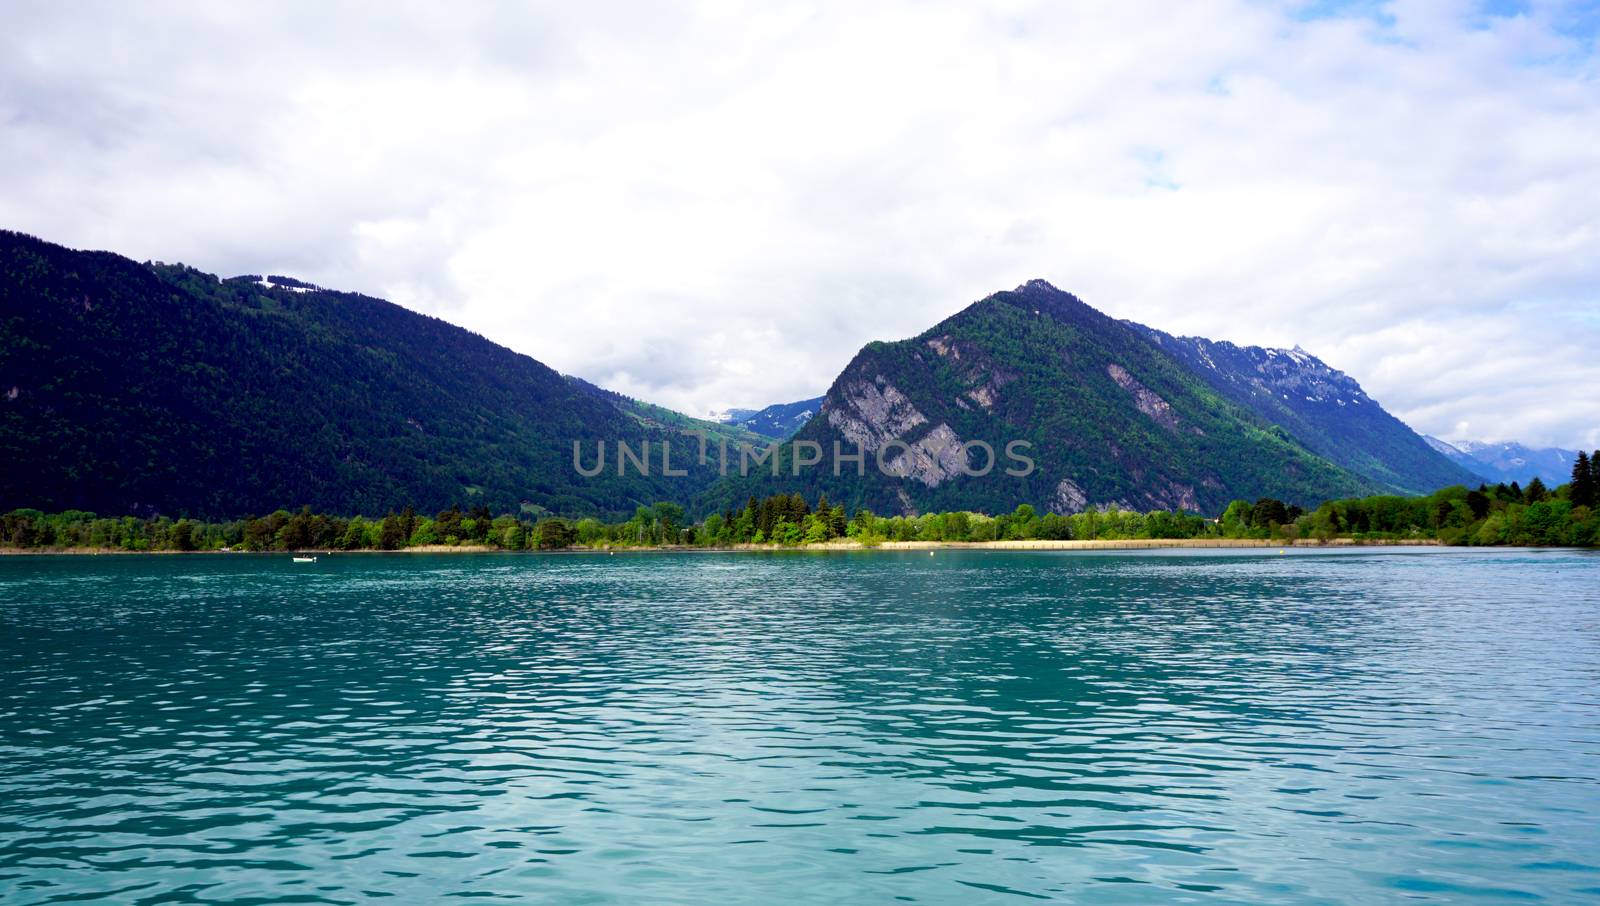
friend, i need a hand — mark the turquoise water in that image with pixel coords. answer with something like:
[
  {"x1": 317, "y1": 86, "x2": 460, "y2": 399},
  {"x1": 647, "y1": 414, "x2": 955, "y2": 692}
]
[{"x1": 2, "y1": 549, "x2": 1598, "y2": 904}]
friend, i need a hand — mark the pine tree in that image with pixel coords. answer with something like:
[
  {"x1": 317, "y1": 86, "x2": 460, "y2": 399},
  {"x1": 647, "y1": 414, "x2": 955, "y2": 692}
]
[
  {"x1": 1572, "y1": 451, "x2": 1596, "y2": 509},
  {"x1": 1465, "y1": 489, "x2": 1490, "y2": 520},
  {"x1": 757, "y1": 496, "x2": 777, "y2": 538},
  {"x1": 853, "y1": 508, "x2": 874, "y2": 537},
  {"x1": 828, "y1": 505, "x2": 848, "y2": 538},
  {"x1": 468, "y1": 502, "x2": 492, "y2": 541},
  {"x1": 1524, "y1": 477, "x2": 1547, "y2": 503}
]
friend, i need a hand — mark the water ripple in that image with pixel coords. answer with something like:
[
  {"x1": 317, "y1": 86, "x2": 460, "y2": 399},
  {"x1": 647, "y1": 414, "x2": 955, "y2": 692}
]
[{"x1": 1, "y1": 548, "x2": 1597, "y2": 903}]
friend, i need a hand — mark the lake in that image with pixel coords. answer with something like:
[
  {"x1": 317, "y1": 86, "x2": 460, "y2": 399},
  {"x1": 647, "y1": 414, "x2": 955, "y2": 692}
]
[{"x1": 2, "y1": 548, "x2": 1597, "y2": 903}]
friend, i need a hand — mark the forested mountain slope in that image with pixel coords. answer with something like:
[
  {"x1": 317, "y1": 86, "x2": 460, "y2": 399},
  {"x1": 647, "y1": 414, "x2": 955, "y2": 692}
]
[
  {"x1": 718, "y1": 396, "x2": 824, "y2": 438},
  {"x1": 701, "y1": 281, "x2": 1380, "y2": 516},
  {"x1": 0, "y1": 231, "x2": 728, "y2": 519},
  {"x1": 1130, "y1": 326, "x2": 1478, "y2": 493}
]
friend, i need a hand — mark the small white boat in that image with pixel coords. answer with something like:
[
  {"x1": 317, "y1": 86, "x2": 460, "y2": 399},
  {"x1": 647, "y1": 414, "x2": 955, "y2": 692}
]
[{"x1": 292, "y1": 556, "x2": 317, "y2": 563}]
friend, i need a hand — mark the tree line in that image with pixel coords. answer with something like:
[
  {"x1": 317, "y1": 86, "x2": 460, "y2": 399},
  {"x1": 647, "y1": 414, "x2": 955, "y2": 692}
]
[
  {"x1": 3, "y1": 454, "x2": 1597, "y2": 552},
  {"x1": 0, "y1": 496, "x2": 1214, "y2": 551},
  {"x1": 1279, "y1": 452, "x2": 1600, "y2": 547}
]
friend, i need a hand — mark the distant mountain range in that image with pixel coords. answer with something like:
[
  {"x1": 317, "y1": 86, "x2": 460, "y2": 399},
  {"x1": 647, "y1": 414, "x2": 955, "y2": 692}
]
[
  {"x1": 1423, "y1": 437, "x2": 1582, "y2": 487},
  {"x1": 714, "y1": 397, "x2": 825, "y2": 438},
  {"x1": 1, "y1": 231, "x2": 1528, "y2": 519}
]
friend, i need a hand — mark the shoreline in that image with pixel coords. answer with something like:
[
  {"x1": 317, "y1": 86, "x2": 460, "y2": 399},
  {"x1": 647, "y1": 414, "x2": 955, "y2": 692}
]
[
  {"x1": 0, "y1": 537, "x2": 1459, "y2": 556},
  {"x1": 871, "y1": 537, "x2": 1443, "y2": 550}
]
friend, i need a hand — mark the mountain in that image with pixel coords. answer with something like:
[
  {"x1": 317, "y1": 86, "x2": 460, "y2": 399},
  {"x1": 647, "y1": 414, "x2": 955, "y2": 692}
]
[
  {"x1": 566, "y1": 374, "x2": 764, "y2": 447},
  {"x1": 717, "y1": 396, "x2": 824, "y2": 439},
  {"x1": 0, "y1": 230, "x2": 733, "y2": 519},
  {"x1": 0, "y1": 230, "x2": 1509, "y2": 523},
  {"x1": 1424, "y1": 437, "x2": 1581, "y2": 486},
  {"x1": 1129, "y1": 328, "x2": 1478, "y2": 494},
  {"x1": 711, "y1": 407, "x2": 759, "y2": 423},
  {"x1": 701, "y1": 280, "x2": 1382, "y2": 516}
]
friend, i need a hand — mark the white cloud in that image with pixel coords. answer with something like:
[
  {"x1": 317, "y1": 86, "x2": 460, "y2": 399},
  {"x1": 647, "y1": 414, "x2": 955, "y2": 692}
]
[{"x1": 2, "y1": 0, "x2": 1596, "y2": 448}]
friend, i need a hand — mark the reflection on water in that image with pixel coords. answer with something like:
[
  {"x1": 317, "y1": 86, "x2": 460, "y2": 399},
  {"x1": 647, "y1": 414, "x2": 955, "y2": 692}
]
[{"x1": 1, "y1": 549, "x2": 1598, "y2": 903}]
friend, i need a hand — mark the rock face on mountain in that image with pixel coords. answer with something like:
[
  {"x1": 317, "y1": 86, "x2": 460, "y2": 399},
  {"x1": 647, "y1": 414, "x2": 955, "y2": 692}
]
[
  {"x1": 1129, "y1": 327, "x2": 1479, "y2": 494},
  {"x1": 703, "y1": 280, "x2": 1382, "y2": 516},
  {"x1": 0, "y1": 231, "x2": 731, "y2": 519}
]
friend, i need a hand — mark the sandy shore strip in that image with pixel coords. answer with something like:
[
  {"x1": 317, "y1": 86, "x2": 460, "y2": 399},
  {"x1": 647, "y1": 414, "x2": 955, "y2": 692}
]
[{"x1": 869, "y1": 537, "x2": 1441, "y2": 551}]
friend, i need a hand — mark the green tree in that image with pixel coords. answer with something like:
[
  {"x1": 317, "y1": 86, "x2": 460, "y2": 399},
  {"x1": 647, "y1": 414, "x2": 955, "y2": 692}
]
[
  {"x1": 1250, "y1": 498, "x2": 1289, "y2": 531},
  {"x1": 849, "y1": 508, "x2": 875, "y2": 538},
  {"x1": 574, "y1": 517, "x2": 605, "y2": 546},
  {"x1": 1220, "y1": 499, "x2": 1250, "y2": 536},
  {"x1": 1009, "y1": 504, "x2": 1038, "y2": 539},
  {"x1": 537, "y1": 518, "x2": 575, "y2": 549},
  {"x1": 1465, "y1": 489, "x2": 1490, "y2": 520},
  {"x1": 731, "y1": 508, "x2": 755, "y2": 543},
  {"x1": 243, "y1": 513, "x2": 283, "y2": 550},
  {"x1": 378, "y1": 512, "x2": 407, "y2": 549},
  {"x1": 652, "y1": 501, "x2": 685, "y2": 541},
  {"x1": 408, "y1": 518, "x2": 438, "y2": 546},
  {"x1": 803, "y1": 516, "x2": 830, "y2": 544},
  {"x1": 787, "y1": 493, "x2": 809, "y2": 524},
  {"x1": 467, "y1": 503, "x2": 493, "y2": 541},
  {"x1": 280, "y1": 506, "x2": 316, "y2": 550},
  {"x1": 828, "y1": 505, "x2": 847, "y2": 538},
  {"x1": 1571, "y1": 452, "x2": 1595, "y2": 509},
  {"x1": 340, "y1": 516, "x2": 371, "y2": 549},
  {"x1": 1524, "y1": 477, "x2": 1548, "y2": 504},
  {"x1": 434, "y1": 505, "x2": 464, "y2": 542},
  {"x1": 701, "y1": 513, "x2": 726, "y2": 545}
]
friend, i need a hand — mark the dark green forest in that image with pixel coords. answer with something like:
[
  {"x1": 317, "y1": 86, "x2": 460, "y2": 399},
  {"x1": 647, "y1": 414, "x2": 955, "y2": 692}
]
[
  {"x1": 1284, "y1": 456, "x2": 1600, "y2": 547},
  {"x1": 0, "y1": 230, "x2": 749, "y2": 520}
]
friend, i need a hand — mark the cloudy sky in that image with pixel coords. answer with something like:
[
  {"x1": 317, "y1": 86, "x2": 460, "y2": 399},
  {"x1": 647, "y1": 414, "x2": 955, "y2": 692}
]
[{"x1": 3, "y1": 0, "x2": 1597, "y2": 448}]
